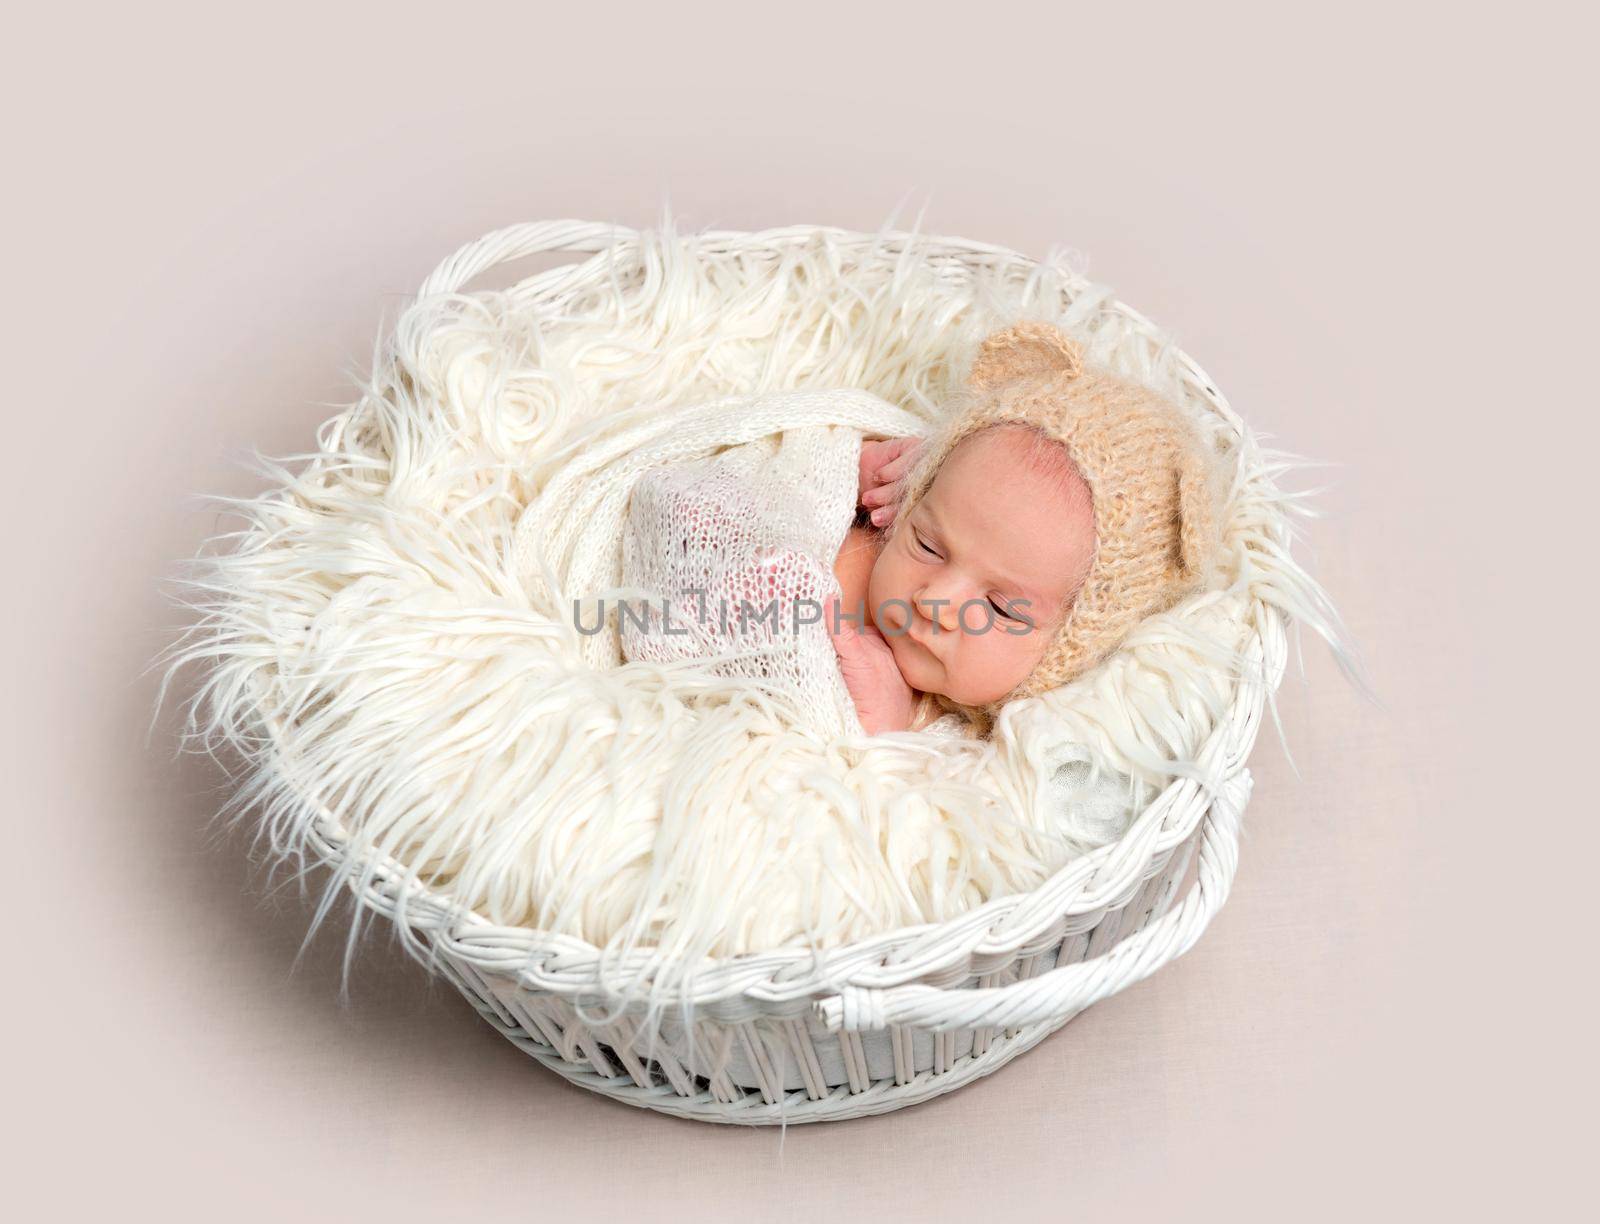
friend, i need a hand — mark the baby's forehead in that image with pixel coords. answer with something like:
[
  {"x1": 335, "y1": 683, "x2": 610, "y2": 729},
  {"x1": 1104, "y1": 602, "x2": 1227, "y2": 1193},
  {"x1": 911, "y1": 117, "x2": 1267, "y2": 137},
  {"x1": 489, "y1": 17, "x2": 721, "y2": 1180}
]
[
  {"x1": 915, "y1": 432, "x2": 1094, "y2": 592},
  {"x1": 934, "y1": 427, "x2": 1087, "y2": 505},
  {"x1": 920, "y1": 468, "x2": 1084, "y2": 533},
  {"x1": 950, "y1": 423, "x2": 1033, "y2": 462}
]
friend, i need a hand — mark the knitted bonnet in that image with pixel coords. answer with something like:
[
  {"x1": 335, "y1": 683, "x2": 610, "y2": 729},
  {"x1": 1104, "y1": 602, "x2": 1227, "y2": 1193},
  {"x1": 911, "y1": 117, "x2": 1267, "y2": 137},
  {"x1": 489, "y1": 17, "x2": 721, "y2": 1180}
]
[{"x1": 890, "y1": 320, "x2": 1227, "y2": 732}]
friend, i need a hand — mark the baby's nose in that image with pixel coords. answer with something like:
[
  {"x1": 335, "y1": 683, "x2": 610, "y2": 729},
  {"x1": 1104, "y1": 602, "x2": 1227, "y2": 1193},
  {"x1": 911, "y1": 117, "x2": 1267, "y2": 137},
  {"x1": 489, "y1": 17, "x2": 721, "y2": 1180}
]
[
  {"x1": 919, "y1": 597, "x2": 959, "y2": 632},
  {"x1": 878, "y1": 598, "x2": 910, "y2": 632}
]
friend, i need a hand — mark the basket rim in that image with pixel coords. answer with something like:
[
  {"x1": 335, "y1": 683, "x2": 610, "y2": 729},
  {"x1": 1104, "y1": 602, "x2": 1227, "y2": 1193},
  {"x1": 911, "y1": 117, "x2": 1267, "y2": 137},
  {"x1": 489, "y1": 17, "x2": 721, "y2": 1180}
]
[{"x1": 249, "y1": 219, "x2": 1286, "y2": 1007}]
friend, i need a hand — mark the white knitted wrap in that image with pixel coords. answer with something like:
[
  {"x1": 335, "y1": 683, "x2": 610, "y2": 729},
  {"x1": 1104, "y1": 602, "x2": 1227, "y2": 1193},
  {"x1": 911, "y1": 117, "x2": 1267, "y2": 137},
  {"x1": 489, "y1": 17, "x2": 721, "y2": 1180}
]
[{"x1": 561, "y1": 396, "x2": 887, "y2": 741}]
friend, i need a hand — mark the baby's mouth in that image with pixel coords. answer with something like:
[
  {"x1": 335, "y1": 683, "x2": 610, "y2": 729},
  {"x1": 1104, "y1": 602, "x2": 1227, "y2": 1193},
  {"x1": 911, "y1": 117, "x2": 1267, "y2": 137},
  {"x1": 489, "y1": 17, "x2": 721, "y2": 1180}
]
[{"x1": 872, "y1": 605, "x2": 940, "y2": 662}]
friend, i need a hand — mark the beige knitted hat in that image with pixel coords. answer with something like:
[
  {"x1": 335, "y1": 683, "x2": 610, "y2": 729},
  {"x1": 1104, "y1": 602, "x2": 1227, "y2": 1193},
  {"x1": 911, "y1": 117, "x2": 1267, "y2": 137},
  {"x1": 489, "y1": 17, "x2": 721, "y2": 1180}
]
[{"x1": 892, "y1": 320, "x2": 1227, "y2": 733}]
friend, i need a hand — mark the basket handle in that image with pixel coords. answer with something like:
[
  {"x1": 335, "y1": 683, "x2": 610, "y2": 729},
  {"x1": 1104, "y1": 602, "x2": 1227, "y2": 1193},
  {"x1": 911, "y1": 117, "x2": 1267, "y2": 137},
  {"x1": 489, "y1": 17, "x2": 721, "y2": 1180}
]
[
  {"x1": 813, "y1": 768, "x2": 1252, "y2": 1034},
  {"x1": 415, "y1": 219, "x2": 640, "y2": 299}
]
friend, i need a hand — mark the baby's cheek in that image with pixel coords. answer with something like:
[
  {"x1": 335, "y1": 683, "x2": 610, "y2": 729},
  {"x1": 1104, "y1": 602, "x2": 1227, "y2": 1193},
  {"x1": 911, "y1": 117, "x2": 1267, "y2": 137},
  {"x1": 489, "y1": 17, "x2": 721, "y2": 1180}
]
[
  {"x1": 960, "y1": 618, "x2": 1045, "y2": 698},
  {"x1": 865, "y1": 561, "x2": 897, "y2": 630}
]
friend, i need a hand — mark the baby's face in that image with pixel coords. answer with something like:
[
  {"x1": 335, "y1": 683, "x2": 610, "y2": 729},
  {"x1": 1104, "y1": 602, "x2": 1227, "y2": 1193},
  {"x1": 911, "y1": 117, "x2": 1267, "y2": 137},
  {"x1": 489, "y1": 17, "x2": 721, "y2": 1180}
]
[{"x1": 867, "y1": 427, "x2": 1095, "y2": 707}]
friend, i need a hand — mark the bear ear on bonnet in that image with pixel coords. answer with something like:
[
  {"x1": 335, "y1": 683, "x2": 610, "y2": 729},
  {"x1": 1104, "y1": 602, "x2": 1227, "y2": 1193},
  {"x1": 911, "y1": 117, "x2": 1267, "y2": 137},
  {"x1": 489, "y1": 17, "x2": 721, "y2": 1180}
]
[
  {"x1": 967, "y1": 320, "x2": 1084, "y2": 393},
  {"x1": 1175, "y1": 445, "x2": 1222, "y2": 581}
]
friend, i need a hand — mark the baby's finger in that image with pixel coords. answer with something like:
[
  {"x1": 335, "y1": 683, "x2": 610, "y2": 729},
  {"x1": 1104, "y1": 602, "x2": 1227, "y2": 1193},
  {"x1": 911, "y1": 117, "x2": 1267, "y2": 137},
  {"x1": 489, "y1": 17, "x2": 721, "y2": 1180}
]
[
  {"x1": 858, "y1": 442, "x2": 893, "y2": 498},
  {"x1": 878, "y1": 440, "x2": 922, "y2": 484},
  {"x1": 860, "y1": 479, "x2": 901, "y2": 508},
  {"x1": 824, "y1": 601, "x2": 863, "y2": 666},
  {"x1": 862, "y1": 436, "x2": 916, "y2": 478},
  {"x1": 859, "y1": 438, "x2": 897, "y2": 475}
]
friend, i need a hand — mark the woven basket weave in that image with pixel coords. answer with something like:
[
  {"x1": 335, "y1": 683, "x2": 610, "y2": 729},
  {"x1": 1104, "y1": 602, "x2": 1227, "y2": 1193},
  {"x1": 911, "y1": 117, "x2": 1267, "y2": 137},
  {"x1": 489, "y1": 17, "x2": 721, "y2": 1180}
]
[{"x1": 252, "y1": 220, "x2": 1286, "y2": 1125}]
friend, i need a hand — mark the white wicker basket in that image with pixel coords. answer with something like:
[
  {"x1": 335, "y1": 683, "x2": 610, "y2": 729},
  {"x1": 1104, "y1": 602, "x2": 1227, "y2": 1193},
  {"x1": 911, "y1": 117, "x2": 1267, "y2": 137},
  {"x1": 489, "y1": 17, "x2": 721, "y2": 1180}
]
[{"x1": 247, "y1": 220, "x2": 1287, "y2": 1125}]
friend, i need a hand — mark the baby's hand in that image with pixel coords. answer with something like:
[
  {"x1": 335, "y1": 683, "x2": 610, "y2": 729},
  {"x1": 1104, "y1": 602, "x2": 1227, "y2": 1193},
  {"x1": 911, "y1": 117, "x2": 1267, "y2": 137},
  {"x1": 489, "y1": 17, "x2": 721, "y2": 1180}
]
[
  {"x1": 824, "y1": 593, "x2": 918, "y2": 735},
  {"x1": 858, "y1": 436, "x2": 923, "y2": 528}
]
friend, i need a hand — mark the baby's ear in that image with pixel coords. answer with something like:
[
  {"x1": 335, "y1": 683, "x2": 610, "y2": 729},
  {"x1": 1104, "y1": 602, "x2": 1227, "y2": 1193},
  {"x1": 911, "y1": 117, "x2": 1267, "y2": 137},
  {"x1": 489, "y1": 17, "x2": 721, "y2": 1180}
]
[
  {"x1": 968, "y1": 321, "x2": 1083, "y2": 393},
  {"x1": 1175, "y1": 446, "x2": 1221, "y2": 580}
]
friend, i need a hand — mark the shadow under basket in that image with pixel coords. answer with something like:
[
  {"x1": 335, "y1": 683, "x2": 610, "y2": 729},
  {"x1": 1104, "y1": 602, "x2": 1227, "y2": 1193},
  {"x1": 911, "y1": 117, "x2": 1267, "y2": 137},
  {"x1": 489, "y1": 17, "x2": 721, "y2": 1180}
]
[{"x1": 228, "y1": 218, "x2": 1290, "y2": 1125}]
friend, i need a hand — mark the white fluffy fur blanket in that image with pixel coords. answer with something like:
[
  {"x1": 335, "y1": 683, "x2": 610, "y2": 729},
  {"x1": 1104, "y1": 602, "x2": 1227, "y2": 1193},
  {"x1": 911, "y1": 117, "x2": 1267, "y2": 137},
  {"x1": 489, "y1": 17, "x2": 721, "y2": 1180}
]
[{"x1": 163, "y1": 223, "x2": 1351, "y2": 1001}]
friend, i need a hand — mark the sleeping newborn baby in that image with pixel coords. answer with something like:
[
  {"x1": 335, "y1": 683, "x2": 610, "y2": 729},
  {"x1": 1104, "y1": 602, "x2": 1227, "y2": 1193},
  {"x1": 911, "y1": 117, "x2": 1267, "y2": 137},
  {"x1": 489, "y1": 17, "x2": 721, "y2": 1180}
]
[
  {"x1": 830, "y1": 320, "x2": 1225, "y2": 737},
  {"x1": 827, "y1": 422, "x2": 1094, "y2": 735},
  {"x1": 618, "y1": 321, "x2": 1224, "y2": 741}
]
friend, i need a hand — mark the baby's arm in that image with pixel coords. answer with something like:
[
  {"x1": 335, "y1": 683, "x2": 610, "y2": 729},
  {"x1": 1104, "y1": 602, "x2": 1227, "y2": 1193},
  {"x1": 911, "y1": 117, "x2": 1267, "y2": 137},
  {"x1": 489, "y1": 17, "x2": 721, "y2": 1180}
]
[
  {"x1": 858, "y1": 436, "x2": 923, "y2": 528},
  {"x1": 823, "y1": 593, "x2": 919, "y2": 735}
]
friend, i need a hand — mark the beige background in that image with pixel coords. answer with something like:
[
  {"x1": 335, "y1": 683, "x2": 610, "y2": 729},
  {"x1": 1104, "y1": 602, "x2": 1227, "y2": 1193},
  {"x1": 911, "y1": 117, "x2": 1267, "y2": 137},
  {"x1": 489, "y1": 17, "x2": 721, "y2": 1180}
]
[{"x1": 6, "y1": 3, "x2": 1593, "y2": 1220}]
